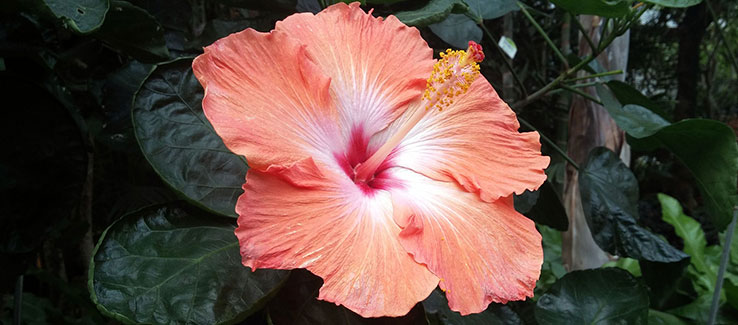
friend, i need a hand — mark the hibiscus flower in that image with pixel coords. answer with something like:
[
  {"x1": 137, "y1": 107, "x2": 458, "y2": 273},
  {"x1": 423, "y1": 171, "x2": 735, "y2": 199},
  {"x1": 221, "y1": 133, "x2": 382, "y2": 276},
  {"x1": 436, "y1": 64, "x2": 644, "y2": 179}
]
[{"x1": 192, "y1": 2, "x2": 549, "y2": 318}]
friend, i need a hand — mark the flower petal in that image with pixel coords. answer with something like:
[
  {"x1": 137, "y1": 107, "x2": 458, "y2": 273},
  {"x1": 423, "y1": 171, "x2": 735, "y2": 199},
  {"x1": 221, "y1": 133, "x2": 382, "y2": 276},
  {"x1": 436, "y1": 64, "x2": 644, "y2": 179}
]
[
  {"x1": 193, "y1": 29, "x2": 340, "y2": 170},
  {"x1": 379, "y1": 78, "x2": 550, "y2": 201},
  {"x1": 235, "y1": 164, "x2": 438, "y2": 317},
  {"x1": 388, "y1": 168, "x2": 543, "y2": 315},
  {"x1": 275, "y1": 2, "x2": 434, "y2": 137}
]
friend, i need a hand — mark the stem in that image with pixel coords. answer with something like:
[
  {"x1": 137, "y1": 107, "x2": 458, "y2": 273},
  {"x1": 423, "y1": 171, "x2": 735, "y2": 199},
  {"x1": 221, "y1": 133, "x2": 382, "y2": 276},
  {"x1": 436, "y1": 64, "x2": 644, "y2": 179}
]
[
  {"x1": 478, "y1": 23, "x2": 529, "y2": 97},
  {"x1": 511, "y1": 54, "x2": 595, "y2": 110},
  {"x1": 706, "y1": 0, "x2": 738, "y2": 75},
  {"x1": 560, "y1": 84, "x2": 603, "y2": 105},
  {"x1": 565, "y1": 70, "x2": 623, "y2": 82},
  {"x1": 572, "y1": 15, "x2": 598, "y2": 53},
  {"x1": 708, "y1": 208, "x2": 738, "y2": 325},
  {"x1": 519, "y1": 117, "x2": 579, "y2": 170},
  {"x1": 517, "y1": 2, "x2": 569, "y2": 69}
]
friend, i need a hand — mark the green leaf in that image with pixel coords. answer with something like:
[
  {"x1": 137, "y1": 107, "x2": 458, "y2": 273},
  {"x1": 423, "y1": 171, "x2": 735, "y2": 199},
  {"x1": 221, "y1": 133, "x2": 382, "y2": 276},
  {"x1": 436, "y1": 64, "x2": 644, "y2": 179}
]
[
  {"x1": 725, "y1": 278, "x2": 738, "y2": 310},
  {"x1": 647, "y1": 309, "x2": 689, "y2": 325},
  {"x1": 95, "y1": 1, "x2": 169, "y2": 63},
  {"x1": 640, "y1": 259, "x2": 695, "y2": 310},
  {"x1": 579, "y1": 147, "x2": 689, "y2": 263},
  {"x1": 658, "y1": 193, "x2": 724, "y2": 299},
  {"x1": 596, "y1": 84, "x2": 670, "y2": 139},
  {"x1": 605, "y1": 80, "x2": 670, "y2": 121},
  {"x1": 89, "y1": 204, "x2": 288, "y2": 324},
  {"x1": 515, "y1": 181, "x2": 568, "y2": 231},
  {"x1": 631, "y1": 119, "x2": 738, "y2": 230},
  {"x1": 535, "y1": 268, "x2": 649, "y2": 324},
  {"x1": 43, "y1": 0, "x2": 109, "y2": 33},
  {"x1": 602, "y1": 257, "x2": 642, "y2": 276},
  {"x1": 642, "y1": 0, "x2": 702, "y2": 8},
  {"x1": 464, "y1": 0, "x2": 517, "y2": 20},
  {"x1": 550, "y1": 0, "x2": 631, "y2": 18},
  {"x1": 394, "y1": 0, "x2": 469, "y2": 27},
  {"x1": 429, "y1": 14, "x2": 482, "y2": 49},
  {"x1": 132, "y1": 58, "x2": 248, "y2": 217}
]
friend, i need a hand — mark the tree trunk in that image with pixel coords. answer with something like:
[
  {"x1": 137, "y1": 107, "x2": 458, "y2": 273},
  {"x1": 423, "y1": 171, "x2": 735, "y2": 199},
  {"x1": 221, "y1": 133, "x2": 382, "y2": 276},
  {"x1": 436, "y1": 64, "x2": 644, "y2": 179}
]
[
  {"x1": 675, "y1": 2, "x2": 709, "y2": 119},
  {"x1": 561, "y1": 16, "x2": 631, "y2": 271}
]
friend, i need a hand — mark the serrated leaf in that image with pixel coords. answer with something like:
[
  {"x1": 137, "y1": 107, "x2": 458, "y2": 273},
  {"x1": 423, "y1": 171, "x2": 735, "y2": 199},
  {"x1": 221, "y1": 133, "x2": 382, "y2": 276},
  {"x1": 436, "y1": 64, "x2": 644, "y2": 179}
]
[
  {"x1": 89, "y1": 204, "x2": 288, "y2": 324},
  {"x1": 132, "y1": 58, "x2": 248, "y2": 217},
  {"x1": 550, "y1": 0, "x2": 631, "y2": 18},
  {"x1": 535, "y1": 268, "x2": 649, "y2": 324},
  {"x1": 579, "y1": 147, "x2": 688, "y2": 263},
  {"x1": 43, "y1": 0, "x2": 109, "y2": 33},
  {"x1": 630, "y1": 119, "x2": 738, "y2": 230},
  {"x1": 95, "y1": 1, "x2": 169, "y2": 63},
  {"x1": 394, "y1": 0, "x2": 468, "y2": 27},
  {"x1": 642, "y1": 0, "x2": 702, "y2": 8},
  {"x1": 429, "y1": 13, "x2": 481, "y2": 49}
]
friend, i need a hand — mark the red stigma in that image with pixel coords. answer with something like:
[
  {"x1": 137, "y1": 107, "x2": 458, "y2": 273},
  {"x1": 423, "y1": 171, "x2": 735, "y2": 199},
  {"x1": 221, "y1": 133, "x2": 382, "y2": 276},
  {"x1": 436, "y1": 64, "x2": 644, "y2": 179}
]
[{"x1": 467, "y1": 41, "x2": 485, "y2": 62}]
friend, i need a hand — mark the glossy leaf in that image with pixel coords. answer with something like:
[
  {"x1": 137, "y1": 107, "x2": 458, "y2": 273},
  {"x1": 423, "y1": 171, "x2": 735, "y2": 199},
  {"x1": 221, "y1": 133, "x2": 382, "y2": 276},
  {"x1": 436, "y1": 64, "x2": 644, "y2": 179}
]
[
  {"x1": 394, "y1": 0, "x2": 468, "y2": 27},
  {"x1": 464, "y1": 0, "x2": 517, "y2": 20},
  {"x1": 642, "y1": 0, "x2": 702, "y2": 8},
  {"x1": 132, "y1": 58, "x2": 248, "y2": 217},
  {"x1": 596, "y1": 84, "x2": 670, "y2": 139},
  {"x1": 631, "y1": 119, "x2": 738, "y2": 230},
  {"x1": 43, "y1": 0, "x2": 109, "y2": 33},
  {"x1": 579, "y1": 147, "x2": 688, "y2": 262},
  {"x1": 267, "y1": 269, "x2": 427, "y2": 324},
  {"x1": 429, "y1": 14, "x2": 482, "y2": 49},
  {"x1": 550, "y1": 0, "x2": 630, "y2": 18},
  {"x1": 535, "y1": 268, "x2": 649, "y2": 324},
  {"x1": 89, "y1": 204, "x2": 288, "y2": 324},
  {"x1": 95, "y1": 1, "x2": 169, "y2": 63}
]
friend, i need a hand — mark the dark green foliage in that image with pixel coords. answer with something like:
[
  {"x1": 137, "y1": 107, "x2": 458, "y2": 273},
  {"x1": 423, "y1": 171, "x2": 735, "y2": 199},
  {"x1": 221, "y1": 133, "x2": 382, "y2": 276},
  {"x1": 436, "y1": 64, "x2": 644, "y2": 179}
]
[
  {"x1": 89, "y1": 204, "x2": 288, "y2": 324},
  {"x1": 535, "y1": 268, "x2": 650, "y2": 324},
  {"x1": 579, "y1": 147, "x2": 689, "y2": 262},
  {"x1": 132, "y1": 59, "x2": 248, "y2": 217}
]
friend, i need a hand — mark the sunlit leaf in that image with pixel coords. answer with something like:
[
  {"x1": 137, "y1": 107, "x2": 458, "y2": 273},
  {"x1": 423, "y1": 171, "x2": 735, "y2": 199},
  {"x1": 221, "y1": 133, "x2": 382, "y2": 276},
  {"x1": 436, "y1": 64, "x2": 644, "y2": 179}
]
[
  {"x1": 89, "y1": 204, "x2": 288, "y2": 324},
  {"x1": 535, "y1": 268, "x2": 649, "y2": 324}
]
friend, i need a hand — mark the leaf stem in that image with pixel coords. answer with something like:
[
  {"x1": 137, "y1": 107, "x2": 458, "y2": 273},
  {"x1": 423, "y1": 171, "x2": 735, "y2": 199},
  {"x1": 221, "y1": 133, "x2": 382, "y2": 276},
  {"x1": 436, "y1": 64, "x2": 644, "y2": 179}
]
[
  {"x1": 560, "y1": 84, "x2": 603, "y2": 105},
  {"x1": 478, "y1": 23, "x2": 529, "y2": 97},
  {"x1": 706, "y1": 0, "x2": 738, "y2": 75},
  {"x1": 565, "y1": 70, "x2": 623, "y2": 82},
  {"x1": 708, "y1": 207, "x2": 738, "y2": 325},
  {"x1": 13, "y1": 275, "x2": 22, "y2": 325},
  {"x1": 519, "y1": 117, "x2": 579, "y2": 170},
  {"x1": 517, "y1": 2, "x2": 569, "y2": 69},
  {"x1": 571, "y1": 15, "x2": 598, "y2": 53}
]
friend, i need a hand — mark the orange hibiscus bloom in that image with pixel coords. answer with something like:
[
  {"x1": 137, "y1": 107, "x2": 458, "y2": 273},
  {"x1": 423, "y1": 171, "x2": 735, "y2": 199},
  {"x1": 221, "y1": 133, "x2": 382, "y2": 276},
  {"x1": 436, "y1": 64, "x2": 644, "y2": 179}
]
[{"x1": 193, "y1": 2, "x2": 549, "y2": 318}]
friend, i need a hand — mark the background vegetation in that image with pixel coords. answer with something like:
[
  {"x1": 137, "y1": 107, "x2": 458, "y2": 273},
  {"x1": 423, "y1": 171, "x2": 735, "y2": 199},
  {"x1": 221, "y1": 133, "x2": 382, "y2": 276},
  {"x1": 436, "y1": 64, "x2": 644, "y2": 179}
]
[{"x1": 1, "y1": 0, "x2": 738, "y2": 324}]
